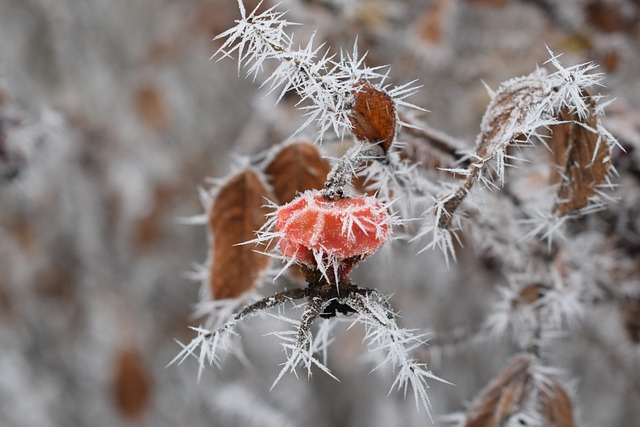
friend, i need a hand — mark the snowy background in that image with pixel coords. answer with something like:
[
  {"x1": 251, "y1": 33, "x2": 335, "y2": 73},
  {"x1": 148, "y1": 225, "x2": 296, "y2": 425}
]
[{"x1": 1, "y1": 0, "x2": 639, "y2": 426}]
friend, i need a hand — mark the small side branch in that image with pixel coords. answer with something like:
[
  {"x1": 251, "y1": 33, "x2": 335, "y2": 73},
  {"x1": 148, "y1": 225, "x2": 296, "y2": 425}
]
[
  {"x1": 169, "y1": 287, "x2": 309, "y2": 377},
  {"x1": 231, "y1": 287, "x2": 309, "y2": 323},
  {"x1": 323, "y1": 142, "x2": 385, "y2": 198}
]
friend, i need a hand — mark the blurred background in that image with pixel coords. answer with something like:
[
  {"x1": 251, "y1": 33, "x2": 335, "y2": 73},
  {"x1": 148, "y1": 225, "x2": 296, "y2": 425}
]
[{"x1": 0, "y1": 0, "x2": 639, "y2": 426}]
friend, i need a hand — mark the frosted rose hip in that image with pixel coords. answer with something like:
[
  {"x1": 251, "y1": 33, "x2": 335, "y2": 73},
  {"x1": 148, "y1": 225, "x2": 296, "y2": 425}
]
[{"x1": 275, "y1": 191, "x2": 391, "y2": 268}]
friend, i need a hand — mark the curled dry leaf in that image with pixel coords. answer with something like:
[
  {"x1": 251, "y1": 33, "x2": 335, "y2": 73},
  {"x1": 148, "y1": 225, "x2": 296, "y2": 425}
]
[
  {"x1": 113, "y1": 349, "x2": 151, "y2": 420},
  {"x1": 585, "y1": 1, "x2": 635, "y2": 34},
  {"x1": 264, "y1": 141, "x2": 331, "y2": 204},
  {"x1": 436, "y1": 75, "x2": 548, "y2": 228},
  {"x1": 465, "y1": 355, "x2": 576, "y2": 427},
  {"x1": 209, "y1": 169, "x2": 275, "y2": 299},
  {"x1": 134, "y1": 83, "x2": 168, "y2": 131},
  {"x1": 467, "y1": 0, "x2": 509, "y2": 6},
  {"x1": 511, "y1": 283, "x2": 545, "y2": 309},
  {"x1": 476, "y1": 77, "x2": 547, "y2": 160},
  {"x1": 550, "y1": 101, "x2": 611, "y2": 217},
  {"x1": 349, "y1": 82, "x2": 396, "y2": 151},
  {"x1": 539, "y1": 383, "x2": 576, "y2": 427},
  {"x1": 465, "y1": 355, "x2": 533, "y2": 427},
  {"x1": 414, "y1": 0, "x2": 453, "y2": 46},
  {"x1": 622, "y1": 298, "x2": 640, "y2": 343},
  {"x1": 0, "y1": 116, "x2": 26, "y2": 182}
]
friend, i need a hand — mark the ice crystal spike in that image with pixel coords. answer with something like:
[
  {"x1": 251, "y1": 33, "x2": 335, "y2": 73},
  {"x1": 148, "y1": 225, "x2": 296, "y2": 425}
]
[{"x1": 211, "y1": 0, "x2": 420, "y2": 142}]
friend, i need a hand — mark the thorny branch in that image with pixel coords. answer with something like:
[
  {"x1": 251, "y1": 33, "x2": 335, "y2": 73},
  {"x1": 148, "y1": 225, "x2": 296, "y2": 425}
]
[{"x1": 173, "y1": 1, "x2": 635, "y2": 423}]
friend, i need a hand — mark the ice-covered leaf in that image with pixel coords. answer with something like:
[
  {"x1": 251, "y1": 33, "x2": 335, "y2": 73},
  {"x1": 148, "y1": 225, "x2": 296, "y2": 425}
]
[
  {"x1": 264, "y1": 141, "x2": 331, "y2": 204},
  {"x1": 550, "y1": 100, "x2": 611, "y2": 217},
  {"x1": 475, "y1": 74, "x2": 548, "y2": 175},
  {"x1": 208, "y1": 168, "x2": 275, "y2": 299},
  {"x1": 465, "y1": 355, "x2": 533, "y2": 427},
  {"x1": 464, "y1": 355, "x2": 576, "y2": 427},
  {"x1": 539, "y1": 383, "x2": 576, "y2": 427},
  {"x1": 349, "y1": 82, "x2": 397, "y2": 151}
]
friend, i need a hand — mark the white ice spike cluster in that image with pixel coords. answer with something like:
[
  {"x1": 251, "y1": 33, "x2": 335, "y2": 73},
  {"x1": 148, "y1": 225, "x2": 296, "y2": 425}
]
[
  {"x1": 213, "y1": 0, "x2": 417, "y2": 141},
  {"x1": 341, "y1": 291, "x2": 449, "y2": 419}
]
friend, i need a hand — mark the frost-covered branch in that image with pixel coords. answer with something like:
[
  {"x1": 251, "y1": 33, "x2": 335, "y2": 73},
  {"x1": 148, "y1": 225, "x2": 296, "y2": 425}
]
[
  {"x1": 270, "y1": 296, "x2": 337, "y2": 387},
  {"x1": 415, "y1": 51, "x2": 619, "y2": 260},
  {"x1": 213, "y1": 0, "x2": 399, "y2": 140},
  {"x1": 169, "y1": 287, "x2": 308, "y2": 379},
  {"x1": 341, "y1": 290, "x2": 448, "y2": 418}
]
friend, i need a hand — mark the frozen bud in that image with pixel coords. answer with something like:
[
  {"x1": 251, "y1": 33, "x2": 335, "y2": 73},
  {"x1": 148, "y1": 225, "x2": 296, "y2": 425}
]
[{"x1": 275, "y1": 190, "x2": 391, "y2": 269}]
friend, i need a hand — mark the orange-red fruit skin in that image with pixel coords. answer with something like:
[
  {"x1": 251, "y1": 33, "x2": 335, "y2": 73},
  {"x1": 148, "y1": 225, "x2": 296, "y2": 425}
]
[{"x1": 275, "y1": 192, "x2": 390, "y2": 268}]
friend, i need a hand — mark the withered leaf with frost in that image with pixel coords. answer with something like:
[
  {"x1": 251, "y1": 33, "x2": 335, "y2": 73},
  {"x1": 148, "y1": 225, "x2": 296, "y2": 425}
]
[
  {"x1": 349, "y1": 82, "x2": 397, "y2": 151},
  {"x1": 208, "y1": 169, "x2": 275, "y2": 299},
  {"x1": 264, "y1": 141, "x2": 331, "y2": 204},
  {"x1": 465, "y1": 354, "x2": 575, "y2": 427},
  {"x1": 550, "y1": 99, "x2": 611, "y2": 217},
  {"x1": 539, "y1": 383, "x2": 576, "y2": 427},
  {"x1": 465, "y1": 355, "x2": 532, "y2": 427}
]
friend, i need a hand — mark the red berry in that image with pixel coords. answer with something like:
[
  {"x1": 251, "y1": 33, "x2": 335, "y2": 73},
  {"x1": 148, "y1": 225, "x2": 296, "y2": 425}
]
[{"x1": 275, "y1": 191, "x2": 391, "y2": 269}]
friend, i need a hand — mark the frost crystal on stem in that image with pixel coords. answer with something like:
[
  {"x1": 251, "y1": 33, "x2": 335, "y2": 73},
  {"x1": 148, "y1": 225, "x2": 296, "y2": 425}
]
[
  {"x1": 269, "y1": 297, "x2": 337, "y2": 387},
  {"x1": 415, "y1": 50, "x2": 619, "y2": 259},
  {"x1": 213, "y1": 0, "x2": 419, "y2": 141},
  {"x1": 342, "y1": 291, "x2": 448, "y2": 418},
  {"x1": 172, "y1": 2, "x2": 627, "y2": 424}
]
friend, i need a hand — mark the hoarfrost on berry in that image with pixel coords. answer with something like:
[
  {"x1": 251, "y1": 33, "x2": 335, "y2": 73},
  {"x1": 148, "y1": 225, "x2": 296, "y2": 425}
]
[{"x1": 275, "y1": 190, "x2": 391, "y2": 269}]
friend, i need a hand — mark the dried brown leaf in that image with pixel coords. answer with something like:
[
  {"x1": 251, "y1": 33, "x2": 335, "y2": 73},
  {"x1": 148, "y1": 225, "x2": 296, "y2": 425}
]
[
  {"x1": 0, "y1": 279, "x2": 12, "y2": 319},
  {"x1": 264, "y1": 141, "x2": 331, "y2": 204},
  {"x1": 414, "y1": 0, "x2": 453, "y2": 45},
  {"x1": 466, "y1": 355, "x2": 577, "y2": 427},
  {"x1": 135, "y1": 84, "x2": 168, "y2": 131},
  {"x1": 476, "y1": 78, "x2": 546, "y2": 159},
  {"x1": 113, "y1": 349, "x2": 151, "y2": 420},
  {"x1": 601, "y1": 49, "x2": 620, "y2": 73},
  {"x1": 134, "y1": 184, "x2": 174, "y2": 250},
  {"x1": 349, "y1": 82, "x2": 396, "y2": 151},
  {"x1": 209, "y1": 169, "x2": 274, "y2": 299},
  {"x1": 550, "y1": 101, "x2": 611, "y2": 217},
  {"x1": 465, "y1": 355, "x2": 533, "y2": 427},
  {"x1": 467, "y1": 0, "x2": 509, "y2": 6},
  {"x1": 511, "y1": 283, "x2": 545, "y2": 309},
  {"x1": 8, "y1": 217, "x2": 36, "y2": 253},
  {"x1": 622, "y1": 298, "x2": 640, "y2": 343},
  {"x1": 539, "y1": 383, "x2": 576, "y2": 427},
  {"x1": 585, "y1": 1, "x2": 632, "y2": 34},
  {"x1": 35, "y1": 265, "x2": 75, "y2": 301},
  {"x1": 0, "y1": 117, "x2": 25, "y2": 182}
]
